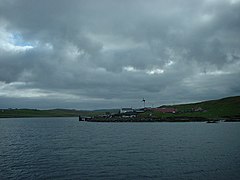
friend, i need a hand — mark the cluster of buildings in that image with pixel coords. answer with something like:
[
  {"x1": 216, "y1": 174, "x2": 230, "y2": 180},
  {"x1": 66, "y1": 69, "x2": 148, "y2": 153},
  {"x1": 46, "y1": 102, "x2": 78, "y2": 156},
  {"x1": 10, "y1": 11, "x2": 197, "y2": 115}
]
[{"x1": 117, "y1": 106, "x2": 205, "y2": 118}]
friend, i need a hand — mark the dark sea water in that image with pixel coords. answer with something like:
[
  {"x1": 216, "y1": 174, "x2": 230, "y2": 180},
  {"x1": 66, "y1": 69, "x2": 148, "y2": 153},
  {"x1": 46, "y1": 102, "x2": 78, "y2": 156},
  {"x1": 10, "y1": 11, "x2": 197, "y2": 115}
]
[{"x1": 0, "y1": 118, "x2": 240, "y2": 180}]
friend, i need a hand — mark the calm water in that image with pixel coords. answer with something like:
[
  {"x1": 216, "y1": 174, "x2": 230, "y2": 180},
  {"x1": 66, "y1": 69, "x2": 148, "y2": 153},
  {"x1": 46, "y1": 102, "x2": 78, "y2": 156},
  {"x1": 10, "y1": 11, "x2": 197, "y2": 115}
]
[{"x1": 0, "y1": 118, "x2": 240, "y2": 179}]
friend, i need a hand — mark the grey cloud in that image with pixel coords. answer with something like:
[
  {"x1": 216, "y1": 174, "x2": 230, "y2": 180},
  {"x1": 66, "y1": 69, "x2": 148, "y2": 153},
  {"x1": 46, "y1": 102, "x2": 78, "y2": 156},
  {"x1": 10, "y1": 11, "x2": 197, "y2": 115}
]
[{"x1": 0, "y1": 0, "x2": 239, "y2": 109}]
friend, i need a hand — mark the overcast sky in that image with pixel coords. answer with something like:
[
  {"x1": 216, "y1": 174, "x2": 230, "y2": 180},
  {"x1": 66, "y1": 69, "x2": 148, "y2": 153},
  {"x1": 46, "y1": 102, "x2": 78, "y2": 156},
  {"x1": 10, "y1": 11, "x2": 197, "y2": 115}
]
[{"x1": 0, "y1": 0, "x2": 240, "y2": 109}]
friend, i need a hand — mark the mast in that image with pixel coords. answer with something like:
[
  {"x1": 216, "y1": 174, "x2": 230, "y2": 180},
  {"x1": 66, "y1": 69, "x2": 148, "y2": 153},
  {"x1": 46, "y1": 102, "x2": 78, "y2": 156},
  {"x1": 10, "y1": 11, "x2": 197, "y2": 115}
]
[{"x1": 142, "y1": 98, "x2": 146, "y2": 108}]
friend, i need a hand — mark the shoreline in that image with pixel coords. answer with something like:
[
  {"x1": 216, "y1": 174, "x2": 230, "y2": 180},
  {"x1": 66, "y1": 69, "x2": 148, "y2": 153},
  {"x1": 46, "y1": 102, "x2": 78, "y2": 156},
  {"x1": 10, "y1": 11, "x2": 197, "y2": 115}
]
[{"x1": 81, "y1": 116, "x2": 240, "y2": 123}]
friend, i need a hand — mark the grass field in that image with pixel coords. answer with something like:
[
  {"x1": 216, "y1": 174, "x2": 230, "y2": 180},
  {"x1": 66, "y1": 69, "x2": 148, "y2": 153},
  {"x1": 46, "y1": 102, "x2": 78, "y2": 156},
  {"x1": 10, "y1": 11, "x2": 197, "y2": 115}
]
[{"x1": 0, "y1": 108, "x2": 119, "y2": 118}]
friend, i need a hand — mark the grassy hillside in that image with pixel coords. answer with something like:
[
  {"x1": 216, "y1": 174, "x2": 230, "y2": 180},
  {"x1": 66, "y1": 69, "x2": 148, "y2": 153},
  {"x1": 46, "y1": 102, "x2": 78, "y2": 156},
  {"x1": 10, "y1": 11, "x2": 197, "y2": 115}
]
[
  {"x1": 174, "y1": 96, "x2": 240, "y2": 118},
  {"x1": 143, "y1": 96, "x2": 240, "y2": 119}
]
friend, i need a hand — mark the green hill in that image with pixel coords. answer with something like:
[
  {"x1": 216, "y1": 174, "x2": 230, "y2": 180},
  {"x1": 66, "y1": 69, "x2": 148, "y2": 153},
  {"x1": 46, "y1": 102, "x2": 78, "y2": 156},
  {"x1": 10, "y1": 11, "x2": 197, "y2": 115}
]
[{"x1": 150, "y1": 96, "x2": 240, "y2": 119}]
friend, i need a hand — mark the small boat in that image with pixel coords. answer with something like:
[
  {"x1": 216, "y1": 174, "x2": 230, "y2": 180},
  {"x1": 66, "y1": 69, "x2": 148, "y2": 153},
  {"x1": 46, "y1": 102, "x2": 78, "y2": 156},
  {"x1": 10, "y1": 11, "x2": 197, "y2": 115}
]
[{"x1": 79, "y1": 116, "x2": 92, "y2": 121}]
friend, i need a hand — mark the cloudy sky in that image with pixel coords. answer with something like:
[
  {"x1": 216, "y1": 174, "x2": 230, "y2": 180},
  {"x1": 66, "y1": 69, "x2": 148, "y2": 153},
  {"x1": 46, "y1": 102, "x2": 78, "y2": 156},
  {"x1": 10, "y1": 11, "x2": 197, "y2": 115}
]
[{"x1": 0, "y1": 0, "x2": 240, "y2": 109}]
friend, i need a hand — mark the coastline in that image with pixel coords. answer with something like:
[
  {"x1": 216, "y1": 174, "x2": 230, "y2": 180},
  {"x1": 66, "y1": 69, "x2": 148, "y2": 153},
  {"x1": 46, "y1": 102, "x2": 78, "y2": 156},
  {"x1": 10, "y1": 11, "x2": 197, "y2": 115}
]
[{"x1": 80, "y1": 116, "x2": 240, "y2": 123}]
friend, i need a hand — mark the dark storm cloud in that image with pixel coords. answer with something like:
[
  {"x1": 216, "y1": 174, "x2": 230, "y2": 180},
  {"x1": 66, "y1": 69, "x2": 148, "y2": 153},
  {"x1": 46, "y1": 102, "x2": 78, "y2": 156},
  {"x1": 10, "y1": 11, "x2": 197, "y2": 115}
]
[{"x1": 0, "y1": 0, "x2": 239, "y2": 109}]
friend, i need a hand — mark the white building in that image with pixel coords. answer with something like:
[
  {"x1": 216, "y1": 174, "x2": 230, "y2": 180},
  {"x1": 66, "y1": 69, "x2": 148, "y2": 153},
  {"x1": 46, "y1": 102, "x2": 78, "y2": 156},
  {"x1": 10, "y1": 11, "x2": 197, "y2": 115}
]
[{"x1": 120, "y1": 108, "x2": 134, "y2": 114}]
